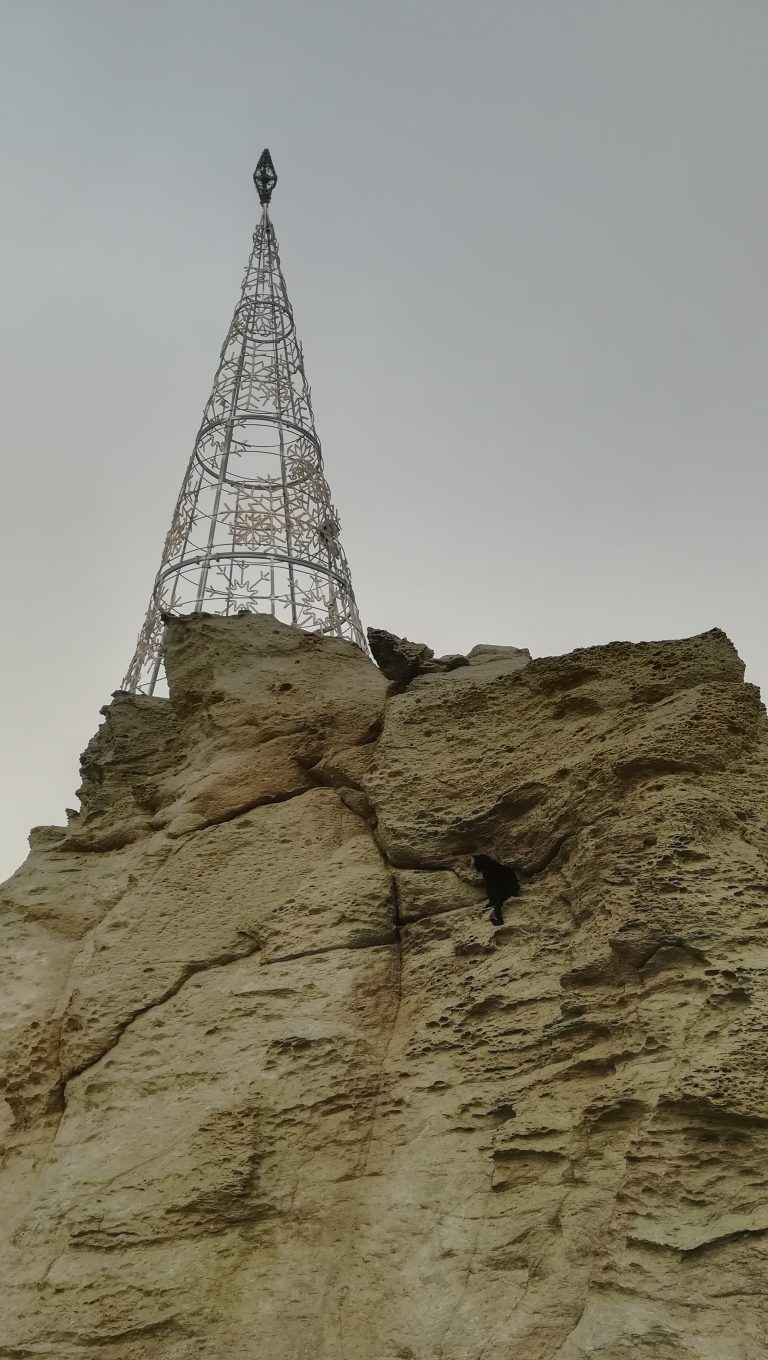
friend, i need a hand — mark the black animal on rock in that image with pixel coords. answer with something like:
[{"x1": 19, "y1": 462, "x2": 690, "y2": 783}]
[{"x1": 473, "y1": 855, "x2": 520, "y2": 926}]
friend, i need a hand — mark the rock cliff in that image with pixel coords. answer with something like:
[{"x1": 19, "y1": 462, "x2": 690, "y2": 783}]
[{"x1": 2, "y1": 614, "x2": 768, "y2": 1358}]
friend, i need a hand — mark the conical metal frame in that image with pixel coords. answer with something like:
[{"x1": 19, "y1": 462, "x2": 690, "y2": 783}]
[{"x1": 122, "y1": 157, "x2": 365, "y2": 695}]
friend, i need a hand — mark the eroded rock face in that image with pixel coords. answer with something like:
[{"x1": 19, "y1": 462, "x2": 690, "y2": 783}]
[
  {"x1": 367, "y1": 626, "x2": 477, "y2": 683},
  {"x1": 2, "y1": 616, "x2": 768, "y2": 1358}
]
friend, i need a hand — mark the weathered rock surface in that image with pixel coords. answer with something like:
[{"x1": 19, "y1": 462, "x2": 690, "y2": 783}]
[
  {"x1": 367, "y1": 626, "x2": 475, "y2": 682},
  {"x1": 2, "y1": 615, "x2": 768, "y2": 1358}
]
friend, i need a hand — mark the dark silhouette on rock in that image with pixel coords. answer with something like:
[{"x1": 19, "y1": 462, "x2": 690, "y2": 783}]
[{"x1": 473, "y1": 854, "x2": 520, "y2": 926}]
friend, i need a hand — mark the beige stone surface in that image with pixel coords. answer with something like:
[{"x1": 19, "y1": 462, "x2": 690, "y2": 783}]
[{"x1": 2, "y1": 615, "x2": 768, "y2": 1357}]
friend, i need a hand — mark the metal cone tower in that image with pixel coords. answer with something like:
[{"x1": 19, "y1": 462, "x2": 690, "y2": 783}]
[{"x1": 123, "y1": 149, "x2": 365, "y2": 694}]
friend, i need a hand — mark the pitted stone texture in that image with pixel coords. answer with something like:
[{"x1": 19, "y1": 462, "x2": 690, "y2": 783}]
[
  {"x1": 367, "y1": 627, "x2": 474, "y2": 684},
  {"x1": 2, "y1": 619, "x2": 768, "y2": 1358},
  {"x1": 72, "y1": 693, "x2": 178, "y2": 850},
  {"x1": 394, "y1": 866, "x2": 483, "y2": 923},
  {"x1": 0, "y1": 832, "x2": 172, "y2": 1128},
  {"x1": 310, "y1": 741, "x2": 376, "y2": 791},
  {"x1": 367, "y1": 625, "x2": 438, "y2": 681},
  {"x1": 464, "y1": 640, "x2": 533, "y2": 681},
  {"x1": 5, "y1": 946, "x2": 398, "y2": 1358},
  {"x1": 157, "y1": 613, "x2": 386, "y2": 836},
  {"x1": 364, "y1": 627, "x2": 751, "y2": 867},
  {"x1": 468, "y1": 643, "x2": 531, "y2": 663},
  {"x1": 59, "y1": 788, "x2": 394, "y2": 1079},
  {"x1": 69, "y1": 614, "x2": 386, "y2": 847}
]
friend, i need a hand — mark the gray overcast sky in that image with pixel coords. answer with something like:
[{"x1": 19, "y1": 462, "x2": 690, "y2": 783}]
[{"x1": 1, "y1": 0, "x2": 768, "y2": 879}]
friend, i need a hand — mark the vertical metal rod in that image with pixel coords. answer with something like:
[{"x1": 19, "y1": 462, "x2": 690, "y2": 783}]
[
  {"x1": 269, "y1": 482, "x2": 276, "y2": 612},
  {"x1": 266, "y1": 213, "x2": 298, "y2": 623},
  {"x1": 148, "y1": 642, "x2": 164, "y2": 695},
  {"x1": 271, "y1": 228, "x2": 338, "y2": 637},
  {"x1": 225, "y1": 484, "x2": 241, "y2": 613},
  {"x1": 194, "y1": 215, "x2": 267, "y2": 610},
  {"x1": 327, "y1": 570, "x2": 338, "y2": 633}
]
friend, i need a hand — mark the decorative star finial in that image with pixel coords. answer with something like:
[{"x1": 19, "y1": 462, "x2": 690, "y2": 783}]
[{"x1": 253, "y1": 148, "x2": 277, "y2": 206}]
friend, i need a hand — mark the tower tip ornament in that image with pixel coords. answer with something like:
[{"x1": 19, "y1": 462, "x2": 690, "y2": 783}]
[
  {"x1": 121, "y1": 155, "x2": 365, "y2": 695},
  {"x1": 253, "y1": 148, "x2": 277, "y2": 206}
]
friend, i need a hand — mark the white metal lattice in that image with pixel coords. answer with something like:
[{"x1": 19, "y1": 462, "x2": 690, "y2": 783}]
[{"x1": 122, "y1": 152, "x2": 365, "y2": 694}]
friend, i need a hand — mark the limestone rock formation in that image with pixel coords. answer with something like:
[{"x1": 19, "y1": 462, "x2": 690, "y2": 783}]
[{"x1": 2, "y1": 614, "x2": 768, "y2": 1358}]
